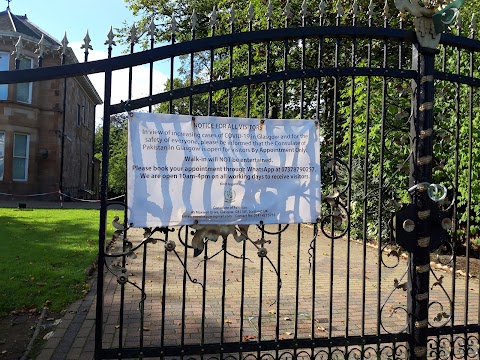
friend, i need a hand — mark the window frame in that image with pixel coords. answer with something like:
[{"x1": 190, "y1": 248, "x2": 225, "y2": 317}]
[
  {"x1": 0, "y1": 52, "x2": 9, "y2": 100},
  {"x1": 12, "y1": 133, "x2": 30, "y2": 182},
  {"x1": 15, "y1": 56, "x2": 33, "y2": 104},
  {"x1": 77, "y1": 104, "x2": 81, "y2": 127},
  {"x1": 0, "y1": 131, "x2": 4, "y2": 181}
]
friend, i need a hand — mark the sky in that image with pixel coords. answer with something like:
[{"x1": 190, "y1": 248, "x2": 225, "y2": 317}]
[{"x1": 8, "y1": 0, "x2": 169, "y2": 124}]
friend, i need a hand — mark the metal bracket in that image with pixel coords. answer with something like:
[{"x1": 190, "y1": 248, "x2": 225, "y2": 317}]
[{"x1": 392, "y1": 202, "x2": 451, "y2": 253}]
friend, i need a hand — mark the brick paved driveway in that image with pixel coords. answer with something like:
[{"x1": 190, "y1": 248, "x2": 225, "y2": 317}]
[{"x1": 38, "y1": 224, "x2": 480, "y2": 359}]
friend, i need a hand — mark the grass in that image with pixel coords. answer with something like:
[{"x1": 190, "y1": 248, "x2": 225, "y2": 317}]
[{"x1": 0, "y1": 208, "x2": 121, "y2": 315}]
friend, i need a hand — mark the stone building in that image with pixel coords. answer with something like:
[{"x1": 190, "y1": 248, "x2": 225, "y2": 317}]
[{"x1": 0, "y1": 8, "x2": 102, "y2": 199}]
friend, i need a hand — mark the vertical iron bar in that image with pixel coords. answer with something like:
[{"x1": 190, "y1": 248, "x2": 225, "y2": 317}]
[
  {"x1": 127, "y1": 33, "x2": 136, "y2": 353},
  {"x1": 473, "y1": 26, "x2": 480, "y2": 342},
  {"x1": 377, "y1": 16, "x2": 389, "y2": 344},
  {"x1": 221, "y1": 238, "x2": 228, "y2": 351},
  {"x1": 327, "y1": 9, "x2": 342, "y2": 346},
  {"x1": 246, "y1": 18, "x2": 252, "y2": 118},
  {"x1": 208, "y1": 23, "x2": 215, "y2": 116},
  {"x1": 293, "y1": 225, "x2": 301, "y2": 353},
  {"x1": 257, "y1": 225, "x2": 266, "y2": 359},
  {"x1": 361, "y1": 9, "x2": 375, "y2": 357},
  {"x1": 149, "y1": 24, "x2": 155, "y2": 113},
  {"x1": 140, "y1": 243, "x2": 147, "y2": 352},
  {"x1": 315, "y1": 9, "x2": 325, "y2": 123},
  {"x1": 465, "y1": 33, "x2": 475, "y2": 344},
  {"x1": 228, "y1": 15, "x2": 234, "y2": 118},
  {"x1": 264, "y1": 16, "x2": 271, "y2": 118},
  {"x1": 344, "y1": 12, "x2": 357, "y2": 344},
  {"x1": 59, "y1": 49, "x2": 67, "y2": 195},
  {"x1": 300, "y1": 13, "x2": 306, "y2": 120},
  {"x1": 408, "y1": 44, "x2": 437, "y2": 360},
  {"x1": 181, "y1": 227, "x2": 189, "y2": 355},
  {"x1": 95, "y1": 68, "x2": 112, "y2": 360},
  {"x1": 399, "y1": 15, "x2": 404, "y2": 69},
  {"x1": 201, "y1": 242, "x2": 208, "y2": 350},
  {"x1": 276, "y1": 224, "x2": 282, "y2": 353},
  {"x1": 361, "y1": 45, "x2": 372, "y2": 342},
  {"x1": 160, "y1": 231, "x2": 169, "y2": 354},
  {"x1": 189, "y1": 27, "x2": 196, "y2": 116},
  {"x1": 169, "y1": 26, "x2": 175, "y2": 114},
  {"x1": 310, "y1": 223, "x2": 316, "y2": 355},
  {"x1": 239, "y1": 238, "x2": 247, "y2": 355},
  {"x1": 282, "y1": 16, "x2": 289, "y2": 119}
]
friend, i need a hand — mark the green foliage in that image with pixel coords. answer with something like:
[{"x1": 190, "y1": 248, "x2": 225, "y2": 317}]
[
  {"x1": 0, "y1": 209, "x2": 121, "y2": 314},
  {"x1": 95, "y1": 114, "x2": 129, "y2": 196},
  {"x1": 434, "y1": 42, "x2": 480, "y2": 237},
  {"x1": 115, "y1": 0, "x2": 480, "y2": 242}
]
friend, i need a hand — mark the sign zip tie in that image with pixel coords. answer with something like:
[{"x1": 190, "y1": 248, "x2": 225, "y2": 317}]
[{"x1": 260, "y1": 119, "x2": 265, "y2": 130}]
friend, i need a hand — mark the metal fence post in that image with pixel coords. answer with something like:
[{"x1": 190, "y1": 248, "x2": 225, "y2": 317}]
[{"x1": 408, "y1": 43, "x2": 438, "y2": 360}]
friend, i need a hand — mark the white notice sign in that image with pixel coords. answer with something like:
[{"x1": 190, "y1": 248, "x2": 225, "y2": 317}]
[{"x1": 127, "y1": 113, "x2": 320, "y2": 227}]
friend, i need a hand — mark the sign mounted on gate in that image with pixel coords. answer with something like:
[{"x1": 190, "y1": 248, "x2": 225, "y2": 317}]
[{"x1": 127, "y1": 112, "x2": 321, "y2": 227}]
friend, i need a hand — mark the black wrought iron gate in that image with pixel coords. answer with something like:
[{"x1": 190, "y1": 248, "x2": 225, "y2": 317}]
[{"x1": 3, "y1": 1, "x2": 480, "y2": 359}]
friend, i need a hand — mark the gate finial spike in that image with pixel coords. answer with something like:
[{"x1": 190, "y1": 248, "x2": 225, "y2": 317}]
[
  {"x1": 36, "y1": 34, "x2": 46, "y2": 59},
  {"x1": 191, "y1": 9, "x2": 198, "y2": 31},
  {"x1": 284, "y1": 0, "x2": 292, "y2": 20},
  {"x1": 319, "y1": 0, "x2": 326, "y2": 18},
  {"x1": 60, "y1": 32, "x2": 69, "y2": 56},
  {"x1": 368, "y1": 0, "x2": 374, "y2": 20},
  {"x1": 301, "y1": 0, "x2": 309, "y2": 20},
  {"x1": 230, "y1": 5, "x2": 236, "y2": 26},
  {"x1": 471, "y1": 14, "x2": 477, "y2": 37},
  {"x1": 456, "y1": 11, "x2": 462, "y2": 31},
  {"x1": 129, "y1": 24, "x2": 138, "y2": 45},
  {"x1": 81, "y1": 31, "x2": 92, "y2": 62},
  {"x1": 171, "y1": 14, "x2": 178, "y2": 34},
  {"x1": 81, "y1": 31, "x2": 93, "y2": 51},
  {"x1": 210, "y1": 6, "x2": 217, "y2": 28},
  {"x1": 383, "y1": 0, "x2": 389, "y2": 20},
  {"x1": 105, "y1": 26, "x2": 116, "y2": 47},
  {"x1": 336, "y1": 0, "x2": 344, "y2": 18},
  {"x1": 12, "y1": 35, "x2": 24, "y2": 60},
  {"x1": 149, "y1": 19, "x2": 156, "y2": 39},
  {"x1": 248, "y1": 3, "x2": 255, "y2": 22},
  {"x1": 352, "y1": 0, "x2": 358, "y2": 18},
  {"x1": 266, "y1": 0, "x2": 273, "y2": 22}
]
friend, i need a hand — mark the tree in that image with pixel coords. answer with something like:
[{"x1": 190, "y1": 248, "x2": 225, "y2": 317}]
[
  {"x1": 95, "y1": 114, "x2": 129, "y2": 196},
  {"x1": 116, "y1": 0, "x2": 480, "y2": 239}
]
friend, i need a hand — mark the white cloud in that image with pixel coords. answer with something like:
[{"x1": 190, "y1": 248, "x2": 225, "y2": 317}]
[{"x1": 70, "y1": 42, "x2": 168, "y2": 126}]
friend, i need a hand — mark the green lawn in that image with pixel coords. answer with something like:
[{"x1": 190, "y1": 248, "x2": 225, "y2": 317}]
[{"x1": 0, "y1": 208, "x2": 121, "y2": 315}]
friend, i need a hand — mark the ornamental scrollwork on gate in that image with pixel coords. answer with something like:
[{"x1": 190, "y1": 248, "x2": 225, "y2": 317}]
[{"x1": 318, "y1": 157, "x2": 350, "y2": 240}]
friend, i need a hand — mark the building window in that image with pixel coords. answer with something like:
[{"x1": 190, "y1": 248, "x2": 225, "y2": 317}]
[
  {"x1": 13, "y1": 133, "x2": 29, "y2": 181},
  {"x1": 0, "y1": 52, "x2": 9, "y2": 100},
  {"x1": 86, "y1": 153, "x2": 90, "y2": 185},
  {"x1": 77, "y1": 104, "x2": 81, "y2": 127},
  {"x1": 82, "y1": 98, "x2": 86, "y2": 126},
  {"x1": 0, "y1": 132, "x2": 4, "y2": 181},
  {"x1": 85, "y1": 102, "x2": 90, "y2": 128},
  {"x1": 16, "y1": 57, "x2": 33, "y2": 103}
]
